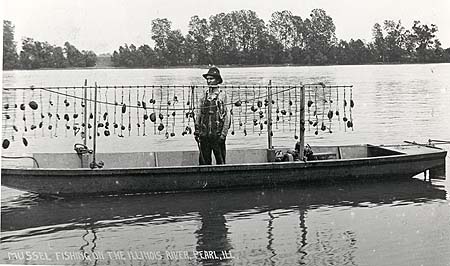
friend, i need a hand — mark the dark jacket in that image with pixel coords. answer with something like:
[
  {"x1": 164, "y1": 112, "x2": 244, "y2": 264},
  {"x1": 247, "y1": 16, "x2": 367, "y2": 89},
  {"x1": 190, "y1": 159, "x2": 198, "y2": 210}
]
[{"x1": 195, "y1": 88, "x2": 230, "y2": 138}]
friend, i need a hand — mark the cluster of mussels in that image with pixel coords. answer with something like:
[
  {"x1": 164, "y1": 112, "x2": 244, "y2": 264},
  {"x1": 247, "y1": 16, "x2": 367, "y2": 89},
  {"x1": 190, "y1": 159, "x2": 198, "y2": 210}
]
[
  {"x1": 2, "y1": 86, "x2": 356, "y2": 150},
  {"x1": 230, "y1": 98, "x2": 270, "y2": 137},
  {"x1": 2, "y1": 101, "x2": 39, "y2": 149},
  {"x1": 306, "y1": 87, "x2": 355, "y2": 135}
]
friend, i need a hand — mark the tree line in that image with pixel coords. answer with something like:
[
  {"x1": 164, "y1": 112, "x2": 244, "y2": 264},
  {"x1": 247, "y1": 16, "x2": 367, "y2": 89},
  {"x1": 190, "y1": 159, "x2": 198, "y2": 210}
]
[
  {"x1": 111, "y1": 9, "x2": 450, "y2": 67},
  {"x1": 3, "y1": 20, "x2": 97, "y2": 70},
  {"x1": 4, "y1": 9, "x2": 450, "y2": 70}
]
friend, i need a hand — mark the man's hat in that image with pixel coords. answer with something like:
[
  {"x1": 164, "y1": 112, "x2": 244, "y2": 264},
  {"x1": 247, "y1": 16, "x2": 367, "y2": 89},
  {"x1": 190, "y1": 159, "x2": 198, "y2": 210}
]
[{"x1": 203, "y1": 67, "x2": 223, "y2": 84}]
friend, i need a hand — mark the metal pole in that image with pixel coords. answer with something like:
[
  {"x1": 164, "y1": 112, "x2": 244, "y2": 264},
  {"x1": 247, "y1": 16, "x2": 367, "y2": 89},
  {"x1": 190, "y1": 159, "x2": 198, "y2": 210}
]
[
  {"x1": 267, "y1": 80, "x2": 273, "y2": 149},
  {"x1": 83, "y1": 79, "x2": 88, "y2": 147},
  {"x1": 92, "y1": 82, "x2": 98, "y2": 168},
  {"x1": 299, "y1": 85, "x2": 305, "y2": 160}
]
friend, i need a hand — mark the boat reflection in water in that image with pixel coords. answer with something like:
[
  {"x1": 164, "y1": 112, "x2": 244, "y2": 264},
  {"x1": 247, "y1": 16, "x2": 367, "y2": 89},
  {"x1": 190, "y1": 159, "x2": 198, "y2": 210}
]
[{"x1": 0, "y1": 178, "x2": 447, "y2": 265}]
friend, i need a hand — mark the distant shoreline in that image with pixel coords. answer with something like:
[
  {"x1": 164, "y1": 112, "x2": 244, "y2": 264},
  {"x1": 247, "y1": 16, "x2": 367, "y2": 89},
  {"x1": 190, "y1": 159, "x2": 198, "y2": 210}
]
[{"x1": 3, "y1": 61, "x2": 449, "y2": 71}]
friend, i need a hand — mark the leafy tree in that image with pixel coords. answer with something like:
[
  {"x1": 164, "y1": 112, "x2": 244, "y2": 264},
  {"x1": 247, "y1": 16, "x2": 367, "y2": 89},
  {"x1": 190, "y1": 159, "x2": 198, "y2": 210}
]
[
  {"x1": 347, "y1": 39, "x2": 372, "y2": 64},
  {"x1": 231, "y1": 10, "x2": 265, "y2": 64},
  {"x1": 411, "y1": 21, "x2": 438, "y2": 62},
  {"x1": 259, "y1": 32, "x2": 284, "y2": 64},
  {"x1": 19, "y1": 38, "x2": 40, "y2": 69},
  {"x1": 209, "y1": 13, "x2": 238, "y2": 65},
  {"x1": 372, "y1": 23, "x2": 385, "y2": 62},
  {"x1": 165, "y1": 30, "x2": 186, "y2": 65},
  {"x1": 83, "y1": 50, "x2": 97, "y2": 67},
  {"x1": 64, "y1": 42, "x2": 85, "y2": 67},
  {"x1": 268, "y1": 10, "x2": 304, "y2": 62},
  {"x1": 186, "y1": 16, "x2": 211, "y2": 65},
  {"x1": 303, "y1": 9, "x2": 336, "y2": 64},
  {"x1": 138, "y1": 44, "x2": 158, "y2": 67},
  {"x1": 3, "y1": 20, "x2": 19, "y2": 69},
  {"x1": 151, "y1": 18, "x2": 172, "y2": 65},
  {"x1": 383, "y1": 20, "x2": 407, "y2": 62}
]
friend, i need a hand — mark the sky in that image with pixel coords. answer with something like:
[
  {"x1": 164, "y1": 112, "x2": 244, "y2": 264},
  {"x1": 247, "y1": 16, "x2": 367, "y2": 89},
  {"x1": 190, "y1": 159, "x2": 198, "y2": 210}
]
[{"x1": 2, "y1": 0, "x2": 450, "y2": 54}]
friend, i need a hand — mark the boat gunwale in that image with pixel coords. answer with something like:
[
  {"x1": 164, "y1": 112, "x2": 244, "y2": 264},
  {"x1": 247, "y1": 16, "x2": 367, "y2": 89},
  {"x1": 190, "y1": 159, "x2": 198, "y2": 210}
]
[{"x1": 1, "y1": 148, "x2": 446, "y2": 176}]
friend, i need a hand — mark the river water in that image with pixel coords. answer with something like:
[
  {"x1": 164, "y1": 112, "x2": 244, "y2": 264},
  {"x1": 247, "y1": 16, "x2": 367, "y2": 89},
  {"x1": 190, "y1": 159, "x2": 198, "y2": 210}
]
[{"x1": 1, "y1": 64, "x2": 450, "y2": 265}]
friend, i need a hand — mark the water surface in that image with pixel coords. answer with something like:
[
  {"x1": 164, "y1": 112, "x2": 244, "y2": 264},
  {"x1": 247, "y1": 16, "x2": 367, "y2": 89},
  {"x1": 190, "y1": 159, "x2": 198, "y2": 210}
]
[{"x1": 2, "y1": 64, "x2": 450, "y2": 266}]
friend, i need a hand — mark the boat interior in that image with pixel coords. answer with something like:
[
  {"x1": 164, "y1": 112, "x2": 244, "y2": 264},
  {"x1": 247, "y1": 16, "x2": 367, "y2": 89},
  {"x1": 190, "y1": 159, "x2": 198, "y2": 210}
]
[{"x1": 29, "y1": 144, "x2": 404, "y2": 169}]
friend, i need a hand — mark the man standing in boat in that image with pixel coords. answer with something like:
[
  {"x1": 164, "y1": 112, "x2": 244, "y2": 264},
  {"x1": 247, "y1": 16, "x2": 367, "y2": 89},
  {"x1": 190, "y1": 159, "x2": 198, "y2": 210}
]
[{"x1": 194, "y1": 67, "x2": 230, "y2": 165}]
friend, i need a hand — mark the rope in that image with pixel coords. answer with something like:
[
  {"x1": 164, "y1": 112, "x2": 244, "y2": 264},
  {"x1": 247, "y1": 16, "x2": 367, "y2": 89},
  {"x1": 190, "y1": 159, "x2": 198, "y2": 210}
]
[
  {"x1": 3, "y1": 84, "x2": 353, "y2": 90},
  {"x1": 3, "y1": 84, "x2": 352, "y2": 111},
  {"x1": 2, "y1": 155, "x2": 40, "y2": 168}
]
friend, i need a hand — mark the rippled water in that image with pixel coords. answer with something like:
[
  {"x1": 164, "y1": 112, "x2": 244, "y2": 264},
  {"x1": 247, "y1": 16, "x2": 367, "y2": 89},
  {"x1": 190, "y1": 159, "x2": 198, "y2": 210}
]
[{"x1": 2, "y1": 64, "x2": 450, "y2": 266}]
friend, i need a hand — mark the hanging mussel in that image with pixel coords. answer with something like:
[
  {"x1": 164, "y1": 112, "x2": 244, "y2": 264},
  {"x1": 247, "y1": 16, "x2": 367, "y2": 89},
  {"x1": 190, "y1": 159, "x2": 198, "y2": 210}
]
[
  {"x1": 52, "y1": 88, "x2": 62, "y2": 137},
  {"x1": 156, "y1": 87, "x2": 164, "y2": 135},
  {"x1": 342, "y1": 88, "x2": 348, "y2": 132},
  {"x1": 151, "y1": 87, "x2": 157, "y2": 134},
  {"x1": 327, "y1": 110, "x2": 334, "y2": 120},
  {"x1": 307, "y1": 89, "x2": 313, "y2": 131},
  {"x1": 257, "y1": 86, "x2": 263, "y2": 135},
  {"x1": 22, "y1": 136, "x2": 28, "y2": 147},
  {"x1": 320, "y1": 86, "x2": 327, "y2": 132},
  {"x1": 181, "y1": 87, "x2": 187, "y2": 136},
  {"x1": 314, "y1": 86, "x2": 319, "y2": 135},
  {"x1": 128, "y1": 88, "x2": 132, "y2": 136},
  {"x1": 275, "y1": 87, "x2": 280, "y2": 129},
  {"x1": 142, "y1": 87, "x2": 148, "y2": 136},
  {"x1": 28, "y1": 101, "x2": 38, "y2": 110},
  {"x1": 158, "y1": 122, "x2": 164, "y2": 132},
  {"x1": 136, "y1": 88, "x2": 141, "y2": 136},
  {"x1": 2, "y1": 138, "x2": 10, "y2": 149},
  {"x1": 184, "y1": 86, "x2": 194, "y2": 136},
  {"x1": 71, "y1": 87, "x2": 79, "y2": 136},
  {"x1": 18, "y1": 90, "x2": 30, "y2": 146},
  {"x1": 29, "y1": 89, "x2": 37, "y2": 137},
  {"x1": 87, "y1": 87, "x2": 93, "y2": 139},
  {"x1": 150, "y1": 112, "x2": 157, "y2": 123},
  {"x1": 327, "y1": 87, "x2": 333, "y2": 133},
  {"x1": 164, "y1": 87, "x2": 170, "y2": 138},
  {"x1": 230, "y1": 90, "x2": 235, "y2": 136},
  {"x1": 287, "y1": 89, "x2": 293, "y2": 132},
  {"x1": 104, "y1": 95, "x2": 111, "y2": 138},
  {"x1": 335, "y1": 87, "x2": 340, "y2": 130},
  {"x1": 257, "y1": 100, "x2": 263, "y2": 109},
  {"x1": 118, "y1": 87, "x2": 125, "y2": 137},
  {"x1": 109, "y1": 86, "x2": 117, "y2": 134},
  {"x1": 170, "y1": 89, "x2": 177, "y2": 137},
  {"x1": 281, "y1": 88, "x2": 288, "y2": 132},
  {"x1": 96, "y1": 86, "x2": 102, "y2": 138},
  {"x1": 293, "y1": 86, "x2": 298, "y2": 139},
  {"x1": 243, "y1": 88, "x2": 248, "y2": 136},
  {"x1": 251, "y1": 90, "x2": 256, "y2": 133},
  {"x1": 63, "y1": 88, "x2": 70, "y2": 134},
  {"x1": 237, "y1": 88, "x2": 243, "y2": 130},
  {"x1": 348, "y1": 88, "x2": 354, "y2": 130}
]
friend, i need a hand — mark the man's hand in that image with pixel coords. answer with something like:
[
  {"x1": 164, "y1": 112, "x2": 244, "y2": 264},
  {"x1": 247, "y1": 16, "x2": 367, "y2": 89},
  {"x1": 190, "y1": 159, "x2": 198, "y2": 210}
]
[
  {"x1": 219, "y1": 134, "x2": 226, "y2": 141},
  {"x1": 194, "y1": 131, "x2": 200, "y2": 142}
]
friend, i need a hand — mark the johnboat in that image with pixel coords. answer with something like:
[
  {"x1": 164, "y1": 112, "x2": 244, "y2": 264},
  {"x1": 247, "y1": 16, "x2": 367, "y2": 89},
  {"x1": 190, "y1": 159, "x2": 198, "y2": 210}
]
[
  {"x1": 1, "y1": 83, "x2": 447, "y2": 197},
  {"x1": 0, "y1": 143, "x2": 447, "y2": 197}
]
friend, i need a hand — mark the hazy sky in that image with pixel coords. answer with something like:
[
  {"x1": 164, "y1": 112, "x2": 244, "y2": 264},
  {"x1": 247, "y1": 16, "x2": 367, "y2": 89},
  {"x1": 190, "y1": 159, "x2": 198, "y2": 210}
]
[{"x1": 3, "y1": 0, "x2": 450, "y2": 54}]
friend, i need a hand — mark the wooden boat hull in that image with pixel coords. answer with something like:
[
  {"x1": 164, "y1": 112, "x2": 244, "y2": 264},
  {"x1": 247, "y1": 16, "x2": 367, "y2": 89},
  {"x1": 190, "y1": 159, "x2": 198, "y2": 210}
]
[{"x1": 1, "y1": 144, "x2": 446, "y2": 197}]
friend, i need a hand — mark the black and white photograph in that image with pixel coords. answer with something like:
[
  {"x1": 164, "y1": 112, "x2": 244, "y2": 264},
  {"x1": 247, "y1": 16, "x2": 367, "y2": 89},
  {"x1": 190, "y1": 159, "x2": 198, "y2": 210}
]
[{"x1": 1, "y1": 0, "x2": 450, "y2": 265}]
